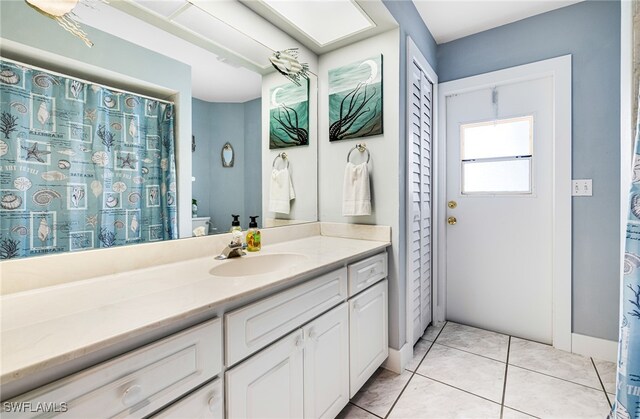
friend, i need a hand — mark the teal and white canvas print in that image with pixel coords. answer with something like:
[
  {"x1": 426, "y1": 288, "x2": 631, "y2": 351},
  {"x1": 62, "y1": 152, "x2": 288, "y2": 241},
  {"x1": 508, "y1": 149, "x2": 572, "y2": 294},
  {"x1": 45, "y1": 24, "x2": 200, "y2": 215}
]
[
  {"x1": 329, "y1": 55, "x2": 383, "y2": 142},
  {"x1": 269, "y1": 79, "x2": 309, "y2": 149}
]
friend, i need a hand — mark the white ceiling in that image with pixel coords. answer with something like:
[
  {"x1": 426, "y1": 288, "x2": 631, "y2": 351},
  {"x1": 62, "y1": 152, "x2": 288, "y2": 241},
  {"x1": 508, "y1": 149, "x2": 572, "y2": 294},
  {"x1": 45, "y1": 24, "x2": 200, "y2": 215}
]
[
  {"x1": 414, "y1": 0, "x2": 584, "y2": 44},
  {"x1": 75, "y1": 0, "x2": 397, "y2": 103},
  {"x1": 72, "y1": 1, "x2": 582, "y2": 101}
]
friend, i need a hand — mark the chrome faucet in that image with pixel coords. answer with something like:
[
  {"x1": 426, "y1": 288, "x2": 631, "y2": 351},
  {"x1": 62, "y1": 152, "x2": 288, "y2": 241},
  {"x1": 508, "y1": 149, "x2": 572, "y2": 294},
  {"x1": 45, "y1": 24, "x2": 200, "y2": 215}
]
[{"x1": 215, "y1": 241, "x2": 246, "y2": 260}]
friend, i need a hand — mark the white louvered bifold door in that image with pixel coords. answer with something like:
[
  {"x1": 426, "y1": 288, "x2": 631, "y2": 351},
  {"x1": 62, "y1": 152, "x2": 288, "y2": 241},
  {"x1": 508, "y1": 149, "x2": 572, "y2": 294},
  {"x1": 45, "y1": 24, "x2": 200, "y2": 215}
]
[{"x1": 409, "y1": 61, "x2": 433, "y2": 344}]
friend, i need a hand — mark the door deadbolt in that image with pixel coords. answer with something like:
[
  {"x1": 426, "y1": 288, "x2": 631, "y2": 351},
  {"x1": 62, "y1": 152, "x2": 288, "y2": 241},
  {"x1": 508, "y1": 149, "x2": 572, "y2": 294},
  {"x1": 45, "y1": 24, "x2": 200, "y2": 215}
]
[
  {"x1": 448, "y1": 201, "x2": 457, "y2": 209},
  {"x1": 447, "y1": 216, "x2": 457, "y2": 225}
]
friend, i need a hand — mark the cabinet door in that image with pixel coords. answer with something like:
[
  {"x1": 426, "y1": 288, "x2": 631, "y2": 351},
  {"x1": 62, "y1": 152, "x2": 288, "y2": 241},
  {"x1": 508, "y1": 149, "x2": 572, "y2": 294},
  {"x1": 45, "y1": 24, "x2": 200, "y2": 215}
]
[
  {"x1": 226, "y1": 330, "x2": 304, "y2": 419},
  {"x1": 349, "y1": 279, "x2": 388, "y2": 398},
  {"x1": 152, "y1": 378, "x2": 222, "y2": 419},
  {"x1": 303, "y1": 303, "x2": 349, "y2": 419}
]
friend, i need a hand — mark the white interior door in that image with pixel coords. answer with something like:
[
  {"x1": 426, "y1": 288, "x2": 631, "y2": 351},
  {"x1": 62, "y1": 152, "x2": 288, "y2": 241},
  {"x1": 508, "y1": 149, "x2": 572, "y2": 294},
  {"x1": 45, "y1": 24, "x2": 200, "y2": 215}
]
[
  {"x1": 445, "y1": 76, "x2": 554, "y2": 343},
  {"x1": 408, "y1": 51, "x2": 434, "y2": 345}
]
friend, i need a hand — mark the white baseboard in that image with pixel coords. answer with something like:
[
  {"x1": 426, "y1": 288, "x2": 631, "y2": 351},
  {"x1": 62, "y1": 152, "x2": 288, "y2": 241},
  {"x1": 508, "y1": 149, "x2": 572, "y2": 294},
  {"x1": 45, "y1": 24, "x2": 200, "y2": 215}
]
[
  {"x1": 382, "y1": 342, "x2": 413, "y2": 374},
  {"x1": 571, "y1": 333, "x2": 618, "y2": 363}
]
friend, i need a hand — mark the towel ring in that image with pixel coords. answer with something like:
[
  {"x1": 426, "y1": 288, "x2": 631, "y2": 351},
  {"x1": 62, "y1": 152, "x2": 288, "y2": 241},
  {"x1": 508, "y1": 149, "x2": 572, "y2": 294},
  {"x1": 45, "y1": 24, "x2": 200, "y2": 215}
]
[
  {"x1": 347, "y1": 143, "x2": 370, "y2": 163},
  {"x1": 272, "y1": 152, "x2": 289, "y2": 169}
]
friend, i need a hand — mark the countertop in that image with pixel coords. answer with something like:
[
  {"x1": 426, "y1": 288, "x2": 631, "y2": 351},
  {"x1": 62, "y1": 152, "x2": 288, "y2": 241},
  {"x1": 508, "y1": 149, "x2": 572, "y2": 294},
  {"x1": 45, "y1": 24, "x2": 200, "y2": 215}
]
[{"x1": 1, "y1": 235, "x2": 390, "y2": 387}]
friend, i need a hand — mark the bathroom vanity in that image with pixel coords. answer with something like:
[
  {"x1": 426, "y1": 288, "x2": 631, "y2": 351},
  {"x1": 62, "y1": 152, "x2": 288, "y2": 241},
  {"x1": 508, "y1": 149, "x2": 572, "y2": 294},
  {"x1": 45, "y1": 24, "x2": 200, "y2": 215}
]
[{"x1": 0, "y1": 224, "x2": 390, "y2": 418}]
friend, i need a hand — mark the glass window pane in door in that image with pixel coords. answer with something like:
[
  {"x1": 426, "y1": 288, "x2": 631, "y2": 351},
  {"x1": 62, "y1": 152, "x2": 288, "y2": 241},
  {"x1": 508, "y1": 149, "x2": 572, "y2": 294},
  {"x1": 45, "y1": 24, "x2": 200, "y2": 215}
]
[
  {"x1": 461, "y1": 116, "x2": 533, "y2": 160},
  {"x1": 462, "y1": 159, "x2": 531, "y2": 194}
]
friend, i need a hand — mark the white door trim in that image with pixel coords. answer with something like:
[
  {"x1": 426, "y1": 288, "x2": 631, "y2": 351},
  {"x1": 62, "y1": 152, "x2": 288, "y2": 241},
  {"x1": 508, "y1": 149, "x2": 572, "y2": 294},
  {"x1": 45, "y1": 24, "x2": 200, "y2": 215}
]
[
  {"x1": 405, "y1": 37, "x2": 438, "y2": 346},
  {"x1": 436, "y1": 56, "x2": 572, "y2": 351}
]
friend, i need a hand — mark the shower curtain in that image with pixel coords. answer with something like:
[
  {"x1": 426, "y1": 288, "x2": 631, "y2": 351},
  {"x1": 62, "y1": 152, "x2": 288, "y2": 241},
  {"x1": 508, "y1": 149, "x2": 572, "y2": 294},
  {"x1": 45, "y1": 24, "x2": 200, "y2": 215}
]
[
  {"x1": 0, "y1": 58, "x2": 177, "y2": 259},
  {"x1": 616, "y1": 88, "x2": 640, "y2": 419}
]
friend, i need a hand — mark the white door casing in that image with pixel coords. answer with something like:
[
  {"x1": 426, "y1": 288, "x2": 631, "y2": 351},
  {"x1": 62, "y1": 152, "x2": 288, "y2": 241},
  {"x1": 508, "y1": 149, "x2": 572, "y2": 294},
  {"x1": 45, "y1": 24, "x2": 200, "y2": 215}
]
[
  {"x1": 436, "y1": 56, "x2": 572, "y2": 351},
  {"x1": 406, "y1": 37, "x2": 438, "y2": 346}
]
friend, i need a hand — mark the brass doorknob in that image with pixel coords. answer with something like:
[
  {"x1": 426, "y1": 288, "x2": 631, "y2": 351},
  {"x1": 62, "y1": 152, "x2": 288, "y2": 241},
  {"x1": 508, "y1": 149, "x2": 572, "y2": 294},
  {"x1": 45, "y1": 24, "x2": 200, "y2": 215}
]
[
  {"x1": 447, "y1": 216, "x2": 457, "y2": 225},
  {"x1": 448, "y1": 201, "x2": 457, "y2": 209}
]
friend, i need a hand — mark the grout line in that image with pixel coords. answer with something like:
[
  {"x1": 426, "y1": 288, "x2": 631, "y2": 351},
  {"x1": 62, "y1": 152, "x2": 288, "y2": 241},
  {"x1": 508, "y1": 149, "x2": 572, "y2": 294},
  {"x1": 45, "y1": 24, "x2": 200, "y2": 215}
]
[
  {"x1": 507, "y1": 363, "x2": 606, "y2": 393},
  {"x1": 431, "y1": 341, "x2": 507, "y2": 364},
  {"x1": 445, "y1": 320, "x2": 511, "y2": 339},
  {"x1": 501, "y1": 405, "x2": 542, "y2": 419},
  {"x1": 413, "y1": 322, "x2": 448, "y2": 370},
  {"x1": 382, "y1": 322, "x2": 447, "y2": 419},
  {"x1": 348, "y1": 402, "x2": 384, "y2": 419},
  {"x1": 412, "y1": 371, "x2": 502, "y2": 406},
  {"x1": 591, "y1": 357, "x2": 612, "y2": 408},
  {"x1": 500, "y1": 336, "x2": 512, "y2": 419}
]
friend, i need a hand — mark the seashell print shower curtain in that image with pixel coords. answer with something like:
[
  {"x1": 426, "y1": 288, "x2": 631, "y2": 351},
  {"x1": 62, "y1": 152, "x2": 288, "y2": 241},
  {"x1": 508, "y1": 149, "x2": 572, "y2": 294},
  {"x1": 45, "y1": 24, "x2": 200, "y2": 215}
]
[
  {"x1": 0, "y1": 58, "x2": 177, "y2": 259},
  {"x1": 616, "y1": 87, "x2": 640, "y2": 419}
]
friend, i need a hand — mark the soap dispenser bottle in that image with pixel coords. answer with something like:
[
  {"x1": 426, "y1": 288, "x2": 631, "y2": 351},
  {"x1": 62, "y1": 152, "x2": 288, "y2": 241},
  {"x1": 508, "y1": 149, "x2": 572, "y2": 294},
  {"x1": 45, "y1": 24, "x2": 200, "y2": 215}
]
[
  {"x1": 246, "y1": 216, "x2": 261, "y2": 252},
  {"x1": 230, "y1": 214, "x2": 241, "y2": 233},
  {"x1": 230, "y1": 214, "x2": 243, "y2": 247}
]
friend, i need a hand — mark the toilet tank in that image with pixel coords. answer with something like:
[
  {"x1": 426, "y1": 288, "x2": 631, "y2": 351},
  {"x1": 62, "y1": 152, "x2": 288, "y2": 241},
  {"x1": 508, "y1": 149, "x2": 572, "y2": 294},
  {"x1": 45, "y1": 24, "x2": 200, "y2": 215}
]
[{"x1": 192, "y1": 217, "x2": 211, "y2": 235}]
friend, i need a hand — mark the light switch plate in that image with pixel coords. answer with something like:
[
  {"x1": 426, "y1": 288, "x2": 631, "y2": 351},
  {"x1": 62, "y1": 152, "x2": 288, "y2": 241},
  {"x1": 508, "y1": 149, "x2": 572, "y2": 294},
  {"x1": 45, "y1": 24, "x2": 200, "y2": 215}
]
[{"x1": 572, "y1": 179, "x2": 592, "y2": 196}]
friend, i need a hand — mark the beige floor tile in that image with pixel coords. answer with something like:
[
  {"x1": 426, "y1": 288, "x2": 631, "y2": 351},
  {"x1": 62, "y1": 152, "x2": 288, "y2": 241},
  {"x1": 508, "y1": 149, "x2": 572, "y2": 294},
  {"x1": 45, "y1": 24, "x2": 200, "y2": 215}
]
[
  {"x1": 350, "y1": 368, "x2": 412, "y2": 418},
  {"x1": 417, "y1": 343, "x2": 506, "y2": 402},
  {"x1": 336, "y1": 403, "x2": 379, "y2": 419},
  {"x1": 436, "y1": 322, "x2": 509, "y2": 361},
  {"x1": 501, "y1": 407, "x2": 536, "y2": 418},
  {"x1": 504, "y1": 366, "x2": 610, "y2": 419},
  {"x1": 508, "y1": 337, "x2": 602, "y2": 390},
  {"x1": 388, "y1": 374, "x2": 501, "y2": 419},
  {"x1": 405, "y1": 339, "x2": 432, "y2": 372},
  {"x1": 593, "y1": 358, "x2": 617, "y2": 394},
  {"x1": 422, "y1": 322, "x2": 445, "y2": 341}
]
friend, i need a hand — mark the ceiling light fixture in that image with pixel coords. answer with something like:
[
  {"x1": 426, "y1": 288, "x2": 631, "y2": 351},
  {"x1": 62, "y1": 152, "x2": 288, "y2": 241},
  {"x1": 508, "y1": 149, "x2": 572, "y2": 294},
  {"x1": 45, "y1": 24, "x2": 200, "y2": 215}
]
[
  {"x1": 269, "y1": 48, "x2": 309, "y2": 86},
  {"x1": 24, "y1": 0, "x2": 102, "y2": 47},
  {"x1": 260, "y1": 0, "x2": 374, "y2": 47}
]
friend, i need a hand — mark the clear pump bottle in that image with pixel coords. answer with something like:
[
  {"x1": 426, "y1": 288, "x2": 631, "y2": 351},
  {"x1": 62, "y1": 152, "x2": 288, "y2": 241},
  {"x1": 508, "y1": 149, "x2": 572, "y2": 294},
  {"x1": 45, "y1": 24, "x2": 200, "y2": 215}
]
[{"x1": 246, "y1": 216, "x2": 261, "y2": 252}]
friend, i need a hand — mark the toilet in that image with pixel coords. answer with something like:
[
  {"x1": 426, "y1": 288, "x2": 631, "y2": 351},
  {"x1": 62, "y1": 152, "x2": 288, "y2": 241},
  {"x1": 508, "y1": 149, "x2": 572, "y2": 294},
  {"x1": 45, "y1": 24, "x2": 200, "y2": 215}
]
[{"x1": 191, "y1": 216, "x2": 211, "y2": 235}]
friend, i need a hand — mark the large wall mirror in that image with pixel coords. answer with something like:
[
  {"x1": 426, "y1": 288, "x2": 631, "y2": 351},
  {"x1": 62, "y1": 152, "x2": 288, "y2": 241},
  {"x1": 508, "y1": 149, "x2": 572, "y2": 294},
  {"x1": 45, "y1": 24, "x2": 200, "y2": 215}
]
[{"x1": 0, "y1": 0, "x2": 318, "y2": 259}]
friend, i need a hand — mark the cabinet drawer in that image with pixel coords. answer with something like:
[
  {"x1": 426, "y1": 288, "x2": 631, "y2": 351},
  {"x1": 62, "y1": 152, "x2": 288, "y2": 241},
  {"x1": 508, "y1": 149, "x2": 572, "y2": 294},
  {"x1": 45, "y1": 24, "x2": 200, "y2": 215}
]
[
  {"x1": 152, "y1": 378, "x2": 223, "y2": 419},
  {"x1": 226, "y1": 267, "x2": 347, "y2": 367},
  {"x1": 3, "y1": 318, "x2": 222, "y2": 419},
  {"x1": 347, "y1": 252, "x2": 387, "y2": 297}
]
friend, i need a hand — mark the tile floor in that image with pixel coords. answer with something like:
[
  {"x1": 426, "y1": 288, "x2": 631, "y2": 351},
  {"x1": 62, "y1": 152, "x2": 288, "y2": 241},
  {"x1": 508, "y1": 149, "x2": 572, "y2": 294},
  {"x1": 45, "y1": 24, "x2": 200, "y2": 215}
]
[{"x1": 338, "y1": 321, "x2": 615, "y2": 419}]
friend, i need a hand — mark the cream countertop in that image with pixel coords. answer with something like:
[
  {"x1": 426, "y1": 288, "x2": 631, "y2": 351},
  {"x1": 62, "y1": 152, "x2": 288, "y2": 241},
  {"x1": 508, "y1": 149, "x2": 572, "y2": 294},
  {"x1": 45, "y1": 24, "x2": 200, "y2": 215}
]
[{"x1": 1, "y1": 234, "x2": 390, "y2": 387}]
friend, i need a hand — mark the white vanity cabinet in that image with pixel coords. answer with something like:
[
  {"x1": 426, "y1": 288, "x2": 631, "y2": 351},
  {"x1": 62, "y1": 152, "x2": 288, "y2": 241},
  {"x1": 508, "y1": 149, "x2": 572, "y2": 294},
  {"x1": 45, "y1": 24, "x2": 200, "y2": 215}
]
[
  {"x1": 3, "y1": 247, "x2": 390, "y2": 419},
  {"x1": 225, "y1": 251, "x2": 388, "y2": 418},
  {"x1": 226, "y1": 303, "x2": 349, "y2": 419},
  {"x1": 2, "y1": 318, "x2": 222, "y2": 419}
]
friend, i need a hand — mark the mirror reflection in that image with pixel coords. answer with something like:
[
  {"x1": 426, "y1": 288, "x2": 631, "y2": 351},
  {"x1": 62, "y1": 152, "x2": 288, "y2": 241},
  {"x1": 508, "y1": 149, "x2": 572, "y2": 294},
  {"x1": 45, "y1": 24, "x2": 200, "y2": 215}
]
[
  {"x1": 0, "y1": 0, "x2": 318, "y2": 259},
  {"x1": 221, "y1": 143, "x2": 234, "y2": 168}
]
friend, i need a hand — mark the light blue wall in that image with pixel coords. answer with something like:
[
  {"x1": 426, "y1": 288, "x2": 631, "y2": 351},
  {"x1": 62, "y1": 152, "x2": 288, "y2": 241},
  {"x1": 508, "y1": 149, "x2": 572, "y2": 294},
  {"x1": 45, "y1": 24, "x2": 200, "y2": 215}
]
[
  {"x1": 192, "y1": 99, "x2": 214, "y2": 219},
  {"x1": 244, "y1": 98, "x2": 262, "y2": 224},
  {"x1": 383, "y1": 0, "x2": 438, "y2": 348},
  {"x1": 192, "y1": 98, "x2": 261, "y2": 232},
  {"x1": 437, "y1": 0, "x2": 621, "y2": 340}
]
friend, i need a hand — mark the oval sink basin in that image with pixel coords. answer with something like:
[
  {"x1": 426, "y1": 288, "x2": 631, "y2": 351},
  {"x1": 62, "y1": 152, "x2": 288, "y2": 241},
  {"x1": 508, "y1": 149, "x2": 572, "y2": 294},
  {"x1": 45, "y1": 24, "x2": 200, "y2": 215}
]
[{"x1": 209, "y1": 253, "x2": 309, "y2": 277}]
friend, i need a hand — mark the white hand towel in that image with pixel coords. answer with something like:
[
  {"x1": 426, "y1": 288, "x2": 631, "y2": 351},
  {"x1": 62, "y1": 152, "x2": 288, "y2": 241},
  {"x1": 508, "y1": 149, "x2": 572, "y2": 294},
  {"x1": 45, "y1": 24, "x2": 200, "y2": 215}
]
[
  {"x1": 342, "y1": 162, "x2": 371, "y2": 216},
  {"x1": 269, "y1": 167, "x2": 296, "y2": 214}
]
